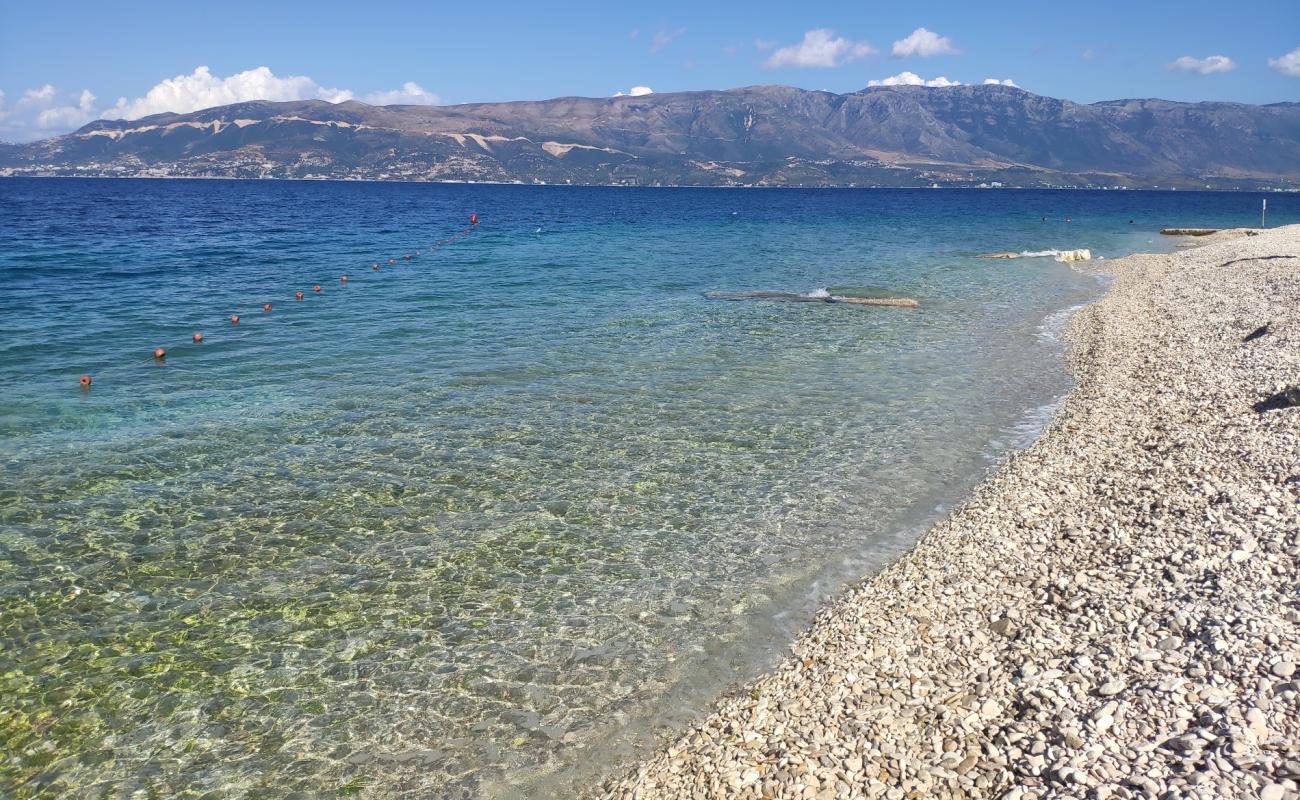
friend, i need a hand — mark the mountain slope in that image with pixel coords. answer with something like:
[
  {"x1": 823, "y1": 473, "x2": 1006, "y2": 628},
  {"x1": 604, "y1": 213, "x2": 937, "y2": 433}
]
[{"x1": 2, "y1": 85, "x2": 1297, "y2": 188}]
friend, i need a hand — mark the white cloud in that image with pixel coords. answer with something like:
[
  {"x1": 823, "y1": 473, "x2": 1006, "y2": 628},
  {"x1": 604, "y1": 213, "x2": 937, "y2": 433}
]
[
  {"x1": 1167, "y1": 55, "x2": 1236, "y2": 75},
  {"x1": 613, "y1": 86, "x2": 654, "y2": 97},
  {"x1": 103, "y1": 66, "x2": 353, "y2": 120},
  {"x1": 0, "y1": 66, "x2": 445, "y2": 142},
  {"x1": 18, "y1": 84, "x2": 57, "y2": 106},
  {"x1": 754, "y1": 38, "x2": 775, "y2": 51},
  {"x1": 35, "y1": 89, "x2": 98, "y2": 130},
  {"x1": 650, "y1": 27, "x2": 686, "y2": 53},
  {"x1": 982, "y1": 78, "x2": 1019, "y2": 87},
  {"x1": 891, "y1": 28, "x2": 959, "y2": 58},
  {"x1": 763, "y1": 29, "x2": 876, "y2": 69},
  {"x1": 868, "y1": 71, "x2": 961, "y2": 87},
  {"x1": 362, "y1": 82, "x2": 440, "y2": 106},
  {"x1": 1268, "y1": 47, "x2": 1300, "y2": 77}
]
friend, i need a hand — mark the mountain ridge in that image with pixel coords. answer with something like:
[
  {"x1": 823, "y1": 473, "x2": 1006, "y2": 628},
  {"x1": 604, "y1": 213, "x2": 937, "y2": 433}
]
[{"x1": 2, "y1": 84, "x2": 1297, "y2": 188}]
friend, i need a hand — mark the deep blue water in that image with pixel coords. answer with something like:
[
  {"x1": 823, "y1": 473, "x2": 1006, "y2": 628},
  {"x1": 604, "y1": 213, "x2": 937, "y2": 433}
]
[{"x1": 0, "y1": 179, "x2": 1294, "y2": 798}]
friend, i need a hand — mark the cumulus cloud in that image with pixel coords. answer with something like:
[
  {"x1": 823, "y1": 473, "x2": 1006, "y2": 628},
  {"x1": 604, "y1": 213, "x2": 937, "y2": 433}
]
[
  {"x1": 0, "y1": 84, "x2": 100, "y2": 141},
  {"x1": 103, "y1": 66, "x2": 353, "y2": 120},
  {"x1": 612, "y1": 86, "x2": 654, "y2": 97},
  {"x1": 891, "y1": 28, "x2": 959, "y2": 58},
  {"x1": 0, "y1": 66, "x2": 444, "y2": 142},
  {"x1": 1269, "y1": 46, "x2": 1300, "y2": 77},
  {"x1": 20, "y1": 85, "x2": 57, "y2": 106},
  {"x1": 650, "y1": 27, "x2": 686, "y2": 53},
  {"x1": 36, "y1": 89, "x2": 98, "y2": 130},
  {"x1": 362, "y1": 82, "x2": 440, "y2": 106},
  {"x1": 868, "y1": 71, "x2": 961, "y2": 87},
  {"x1": 763, "y1": 29, "x2": 876, "y2": 69},
  {"x1": 982, "y1": 78, "x2": 1019, "y2": 87},
  {"x1": 1167, "y1": 55, "x2": 1236, "y2": 75}
]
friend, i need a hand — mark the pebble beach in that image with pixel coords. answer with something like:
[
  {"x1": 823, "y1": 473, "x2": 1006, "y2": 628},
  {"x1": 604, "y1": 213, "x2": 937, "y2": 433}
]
[{"x1": 602, "y1": 225, "x2": 1300, "y2": 800}]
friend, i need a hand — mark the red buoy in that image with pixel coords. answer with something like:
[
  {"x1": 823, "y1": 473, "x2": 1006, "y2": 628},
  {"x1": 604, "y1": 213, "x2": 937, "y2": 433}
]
[
  {"x1": 79, "y1": 374, "x2": 92, "y2": 388},
  {"x1": 314, "y1": 284, "x2": 322, "y2": 293},
  {"x1": 153, "y1": 347, "x2": 167, "y2": 359},
  {"x1": 341, "y1": 275, "x2": 348, "y2": 283},
  {"x1": 193, "y1": 332, "x2": 203, "y2": 343},
  {"x1": 263, "y1": 303, "x2": 273, "y2": 312},
  {"x1": 470, "y1": 213, "x2": 478, "y2": 225},
  {"x1": 231, "y1": 314, "x2": 240, "y2": 324},
  {"x1": 295, "y1": 291, "x2": 304, "y2": 301}
]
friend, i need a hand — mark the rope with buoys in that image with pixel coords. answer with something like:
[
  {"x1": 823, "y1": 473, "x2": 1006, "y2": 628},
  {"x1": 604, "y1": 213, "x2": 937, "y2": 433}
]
[{"x1": 76, "y1": 213, "x2": 483, "y2": 388}]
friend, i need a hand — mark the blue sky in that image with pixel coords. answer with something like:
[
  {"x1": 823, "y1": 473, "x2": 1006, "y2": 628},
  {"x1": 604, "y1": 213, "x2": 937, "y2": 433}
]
[{"x1": 1, "y1": 0, "x2": 1297, "y2": 142}]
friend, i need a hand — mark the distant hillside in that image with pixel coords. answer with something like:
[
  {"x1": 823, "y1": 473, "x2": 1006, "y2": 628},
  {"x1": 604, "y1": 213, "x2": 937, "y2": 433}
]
[{"x1": 2, "y1": 84, "x2": 1298, "y2": 188}]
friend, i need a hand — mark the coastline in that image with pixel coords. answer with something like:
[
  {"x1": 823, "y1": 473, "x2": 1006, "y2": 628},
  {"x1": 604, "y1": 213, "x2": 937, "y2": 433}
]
[{"x1": 601, "y1": 226, "x2": 1300, "y2": 799}]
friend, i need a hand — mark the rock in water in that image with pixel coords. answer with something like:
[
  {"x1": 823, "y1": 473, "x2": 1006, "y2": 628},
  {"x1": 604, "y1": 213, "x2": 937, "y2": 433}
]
[
  {"x1": 1055, "y1": 248, "x2": 1092, "y2": 262},
  {"x1": 829, "y1": 296, "x2": 920, "y2": 308},
  {"x1": 1253, "y1": 386, "x2": 1300, "y2": 413}
]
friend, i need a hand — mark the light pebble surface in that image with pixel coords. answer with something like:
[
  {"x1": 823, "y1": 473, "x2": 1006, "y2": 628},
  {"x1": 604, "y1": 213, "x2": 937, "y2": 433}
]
[{"x1": 599, "y1": 225, "x2": 1300, "y2": 800}]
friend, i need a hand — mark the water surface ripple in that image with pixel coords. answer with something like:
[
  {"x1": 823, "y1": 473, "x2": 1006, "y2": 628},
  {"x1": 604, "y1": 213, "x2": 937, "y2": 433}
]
[{"x1": 1, "y1": 180, "x2": 1293, "y2": 798}]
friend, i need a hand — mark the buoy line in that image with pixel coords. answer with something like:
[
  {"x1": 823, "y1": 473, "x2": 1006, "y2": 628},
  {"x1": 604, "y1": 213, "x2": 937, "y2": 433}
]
[{"x1": 76, "y1": 213, "x2": 481, "y2": 389}]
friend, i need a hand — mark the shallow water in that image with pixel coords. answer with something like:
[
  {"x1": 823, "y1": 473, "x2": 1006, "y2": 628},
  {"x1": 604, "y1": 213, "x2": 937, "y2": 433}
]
[{"x1": 0, "y1": 180, "x2": 1293, "y2": 798}]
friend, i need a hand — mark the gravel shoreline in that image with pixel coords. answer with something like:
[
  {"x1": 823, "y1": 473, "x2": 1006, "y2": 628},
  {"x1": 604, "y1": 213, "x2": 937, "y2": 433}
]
[{"x1": 601, "y1": 226, "x2": 1300, "y2": 800}]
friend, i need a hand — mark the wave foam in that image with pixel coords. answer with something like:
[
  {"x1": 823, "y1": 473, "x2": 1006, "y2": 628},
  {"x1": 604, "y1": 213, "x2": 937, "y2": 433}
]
[{"x1": 799, "y1": 287, "x2": 831, "y2": 299}]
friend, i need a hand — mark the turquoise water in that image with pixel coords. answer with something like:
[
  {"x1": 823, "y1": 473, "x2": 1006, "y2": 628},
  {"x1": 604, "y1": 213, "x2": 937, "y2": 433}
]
[{"x1": 1, "y1": 180, "x2": 1294, "y2": 798}]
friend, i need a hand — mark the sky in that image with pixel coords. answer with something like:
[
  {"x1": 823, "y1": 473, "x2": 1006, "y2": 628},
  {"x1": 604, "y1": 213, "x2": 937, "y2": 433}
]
[{"x1": 1, "y1": 0, "x2": 1297, "y2": 142}]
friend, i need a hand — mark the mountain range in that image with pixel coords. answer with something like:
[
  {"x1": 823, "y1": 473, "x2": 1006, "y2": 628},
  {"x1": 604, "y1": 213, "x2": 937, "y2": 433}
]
[{"x1": 2, "y1": 84, "x2": 1298, "y2": 188}]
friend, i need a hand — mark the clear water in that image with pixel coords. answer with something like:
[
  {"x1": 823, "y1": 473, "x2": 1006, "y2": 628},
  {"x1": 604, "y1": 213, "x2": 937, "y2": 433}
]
[{"x1": 1, "y1": 180, "x2": 1293, "y2": 798}]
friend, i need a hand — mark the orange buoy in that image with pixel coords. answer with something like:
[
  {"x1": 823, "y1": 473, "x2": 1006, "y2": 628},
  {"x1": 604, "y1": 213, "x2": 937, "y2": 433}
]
[
  {"x1": 79, "y1": 374, "x2": 92, "y2": 388},
  {"x1": 263, "y1": 303, "x2": 273, "y2": 312},
  {"x1": 314, "y1": 284, "x2": 322, "y2": 293},
  {"x1": 341, "y1": 274, "x2": 348, "y2": 283},
  {"x1": 470, "y1": 213, "x2": 478, "y2": 224},
  {"x1": 153, "y1": 347, "x2": 167, "y2": 359},
  {"x1": 231, "y1": 314, "x2": 240, "y2": 324},
  {"x1": 295, "y1": 291, "x2": 304, "y2": 301},
  {"x1": 193, "y1": 332, "x2": 203, "y2": 343}
]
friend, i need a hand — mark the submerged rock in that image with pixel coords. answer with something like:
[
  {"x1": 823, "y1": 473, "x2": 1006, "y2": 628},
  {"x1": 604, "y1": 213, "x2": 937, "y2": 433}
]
[
  {"x1": 829, "y1": 296, "x2": 919, "y2": 308},
  {"x1": 704, "y1": 290, "x2": 918, "y2": 308}
]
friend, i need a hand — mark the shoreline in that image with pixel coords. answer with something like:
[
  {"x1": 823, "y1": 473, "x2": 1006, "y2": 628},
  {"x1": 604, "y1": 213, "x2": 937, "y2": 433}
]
[
  {"x1": 601, "y1": 226, "x2": 1300, "y2": 799},
  {"x1": 0, "y1": 175, "x2": 1294, "y2": 193}
]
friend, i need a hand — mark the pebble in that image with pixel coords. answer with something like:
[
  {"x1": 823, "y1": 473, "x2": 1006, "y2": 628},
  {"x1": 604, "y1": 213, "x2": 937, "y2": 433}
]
[{"x1": 601, "y1": 227, "x2": 1300, "y2": 800}]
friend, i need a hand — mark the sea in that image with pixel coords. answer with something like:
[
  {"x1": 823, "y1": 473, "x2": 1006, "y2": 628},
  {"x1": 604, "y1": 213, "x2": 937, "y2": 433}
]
[{"x1": 1, "y1": 179, "x2": 1294, "y2": 798}]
